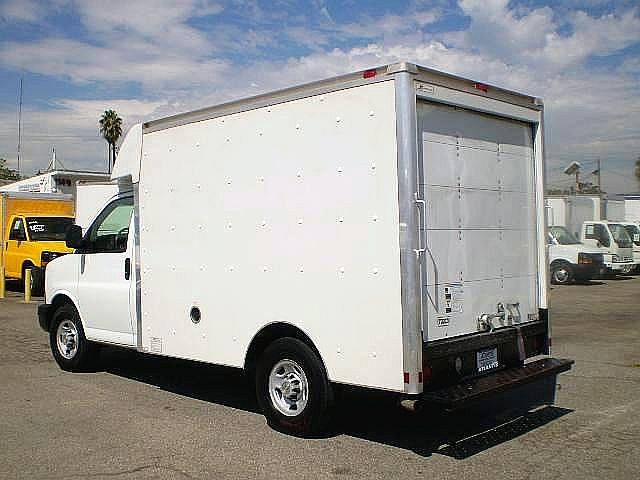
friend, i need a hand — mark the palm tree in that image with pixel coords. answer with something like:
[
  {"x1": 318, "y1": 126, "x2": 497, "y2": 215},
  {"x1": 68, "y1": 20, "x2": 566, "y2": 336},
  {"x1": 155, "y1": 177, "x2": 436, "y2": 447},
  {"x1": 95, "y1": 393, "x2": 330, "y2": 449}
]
[{"x1": 99, "y1": 110, "x2": 123, "y2": 173}]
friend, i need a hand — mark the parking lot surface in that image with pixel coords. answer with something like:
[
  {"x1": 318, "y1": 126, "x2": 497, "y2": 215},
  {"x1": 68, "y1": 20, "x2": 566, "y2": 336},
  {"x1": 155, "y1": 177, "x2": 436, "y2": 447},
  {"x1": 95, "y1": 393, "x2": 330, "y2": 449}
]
[{"x1": 1, "y1": 277, "x2": 639, "y2": 479}]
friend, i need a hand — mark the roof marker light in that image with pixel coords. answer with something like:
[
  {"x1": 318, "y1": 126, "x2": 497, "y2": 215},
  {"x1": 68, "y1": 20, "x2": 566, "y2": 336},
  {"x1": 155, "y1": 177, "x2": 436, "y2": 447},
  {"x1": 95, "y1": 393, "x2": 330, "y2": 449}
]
[
  {"x1": 363, "y1": 69, "x2": 377, "y2": 79},
  {"x1": 473, "y1": 82, "x2": 488, "y2": 93}
]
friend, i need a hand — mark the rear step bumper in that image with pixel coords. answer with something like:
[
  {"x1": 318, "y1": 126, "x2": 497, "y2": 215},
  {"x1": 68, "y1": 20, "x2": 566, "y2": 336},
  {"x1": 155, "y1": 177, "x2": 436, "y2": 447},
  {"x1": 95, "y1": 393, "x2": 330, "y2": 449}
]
[{"x1": 422, "y1": 357, "x2": 574, "y2": 409}]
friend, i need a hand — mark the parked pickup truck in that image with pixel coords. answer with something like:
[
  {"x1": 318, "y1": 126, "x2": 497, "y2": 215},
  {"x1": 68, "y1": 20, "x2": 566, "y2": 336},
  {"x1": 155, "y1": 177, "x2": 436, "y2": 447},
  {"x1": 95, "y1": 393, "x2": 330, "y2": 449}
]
[
  {"x1": 1, "y1": 192, "x2": 74, "y2": 294},
  {"x1": 580, "y1": 220, "x2": 636, "y2": 275},
  {"x1": 548, "y1": 226, "x2": 605, "y2": 284}
]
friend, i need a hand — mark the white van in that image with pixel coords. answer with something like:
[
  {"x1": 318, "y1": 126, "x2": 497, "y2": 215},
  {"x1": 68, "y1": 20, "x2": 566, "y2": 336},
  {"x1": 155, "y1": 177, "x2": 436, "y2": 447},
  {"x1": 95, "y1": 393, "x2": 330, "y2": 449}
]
[
  {"x1": 38, "y1": 63, "x2": 572, "y2": 435},
  {"x1": 547, "y1": 226, "x2": 605, "y2": 284}
]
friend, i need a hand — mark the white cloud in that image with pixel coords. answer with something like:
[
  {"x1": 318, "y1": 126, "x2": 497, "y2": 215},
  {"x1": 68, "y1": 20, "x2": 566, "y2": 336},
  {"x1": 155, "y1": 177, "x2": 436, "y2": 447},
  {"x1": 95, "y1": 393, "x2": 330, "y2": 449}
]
[
  {"x1": 0, "y1": 99, "x2": 168, "y2": 174},
  {"x1": 0, "y1": 0, "x2": 42, "y2": 22},
  {"x1": 0, "y1": 38, "x2": 231, "y2": 91}
]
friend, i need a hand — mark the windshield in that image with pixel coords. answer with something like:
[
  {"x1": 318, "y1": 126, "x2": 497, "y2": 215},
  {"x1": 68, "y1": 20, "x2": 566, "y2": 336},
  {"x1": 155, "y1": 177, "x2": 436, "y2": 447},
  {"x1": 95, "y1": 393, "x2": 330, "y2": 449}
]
[
  {"x1": 26, "y1": 217, "x2": 74, "y2": 241},
  {"x1": 549, "y1": 226, "x2": 581, "y2": 245},
  {"x1": 623, "y1": 224, "x2": 640, "y2": 246},
  {"x1": 608, "y1": 224, "x2": 633, "y2": 248}
]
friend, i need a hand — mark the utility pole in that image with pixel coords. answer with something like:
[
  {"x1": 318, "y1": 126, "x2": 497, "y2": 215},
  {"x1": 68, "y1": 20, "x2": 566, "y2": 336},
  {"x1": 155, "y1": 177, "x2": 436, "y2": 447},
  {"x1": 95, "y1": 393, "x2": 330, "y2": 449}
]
[
  {"x1": 596, "y1": 158, "x2": 601, "y2": 193},
  {"x1": 17, "y1": 76, "x2": 23, "y2": 177}
]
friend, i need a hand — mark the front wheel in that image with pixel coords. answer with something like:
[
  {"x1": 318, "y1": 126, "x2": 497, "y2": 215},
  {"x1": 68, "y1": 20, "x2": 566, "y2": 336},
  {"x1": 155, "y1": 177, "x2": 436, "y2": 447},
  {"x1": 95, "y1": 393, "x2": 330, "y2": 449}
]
[
  {"x1": 29, "y1": 267, "x2": 44, "y2": 296},
  {"x1": 551, "y1": 263, "x2": 573, "y2": 285},
  {"x1": 49, "y1": 304, "x2": 97, "y2": 372},
  {"x1": 256, "y1": 338, "x2": 332, "y2": 436},
  {"x1": 620, "y1": 265, "x2": 633, "y2": 275}
]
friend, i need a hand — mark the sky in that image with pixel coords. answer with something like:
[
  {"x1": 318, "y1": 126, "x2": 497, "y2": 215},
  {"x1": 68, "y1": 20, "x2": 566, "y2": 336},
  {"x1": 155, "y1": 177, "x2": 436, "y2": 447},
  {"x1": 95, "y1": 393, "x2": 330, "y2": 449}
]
[{"x1": 0, "y1": 0, "x2": 639, "y2": 193}]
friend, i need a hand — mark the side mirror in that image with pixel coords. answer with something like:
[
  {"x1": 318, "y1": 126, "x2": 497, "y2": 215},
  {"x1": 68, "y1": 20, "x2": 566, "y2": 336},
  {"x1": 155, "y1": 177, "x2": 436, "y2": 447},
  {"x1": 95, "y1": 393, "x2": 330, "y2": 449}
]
[{"x1": 65, "y1": 225, "x2": 85, "y2": 249}]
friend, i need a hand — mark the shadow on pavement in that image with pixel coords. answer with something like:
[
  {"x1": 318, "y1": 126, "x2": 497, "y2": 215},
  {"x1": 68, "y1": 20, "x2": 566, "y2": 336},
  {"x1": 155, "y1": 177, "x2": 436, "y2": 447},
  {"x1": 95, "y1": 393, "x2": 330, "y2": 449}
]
[{"x1": 100, "y1": 346, "x2": 572, "y2": 459}]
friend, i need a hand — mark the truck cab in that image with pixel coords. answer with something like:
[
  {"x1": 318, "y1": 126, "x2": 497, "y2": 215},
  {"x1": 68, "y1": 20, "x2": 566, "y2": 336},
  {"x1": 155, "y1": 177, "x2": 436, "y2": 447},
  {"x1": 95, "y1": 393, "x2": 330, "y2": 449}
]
[
  {"x1": 547, "y1": 226, "x2": 604, "y2": 284},
  {"x1": 618, "y1": 222, "x2": 640, "y2": 273},
  {"x1": 3, "y1": 214, "x2": 74, "y2": 294},
  {"x1": 580, "y1": 221, "x2": 636, "y2": 275}
]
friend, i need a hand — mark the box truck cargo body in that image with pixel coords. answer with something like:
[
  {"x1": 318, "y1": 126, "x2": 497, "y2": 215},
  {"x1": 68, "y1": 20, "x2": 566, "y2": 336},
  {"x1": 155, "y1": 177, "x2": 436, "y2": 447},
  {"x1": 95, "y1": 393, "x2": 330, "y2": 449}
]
[
  {"x1": 39, "y1": 63, "x2": 572, "y2": 434},
  {"x1": 1, "y1": 192, "x2": 74, "y2": 294}
]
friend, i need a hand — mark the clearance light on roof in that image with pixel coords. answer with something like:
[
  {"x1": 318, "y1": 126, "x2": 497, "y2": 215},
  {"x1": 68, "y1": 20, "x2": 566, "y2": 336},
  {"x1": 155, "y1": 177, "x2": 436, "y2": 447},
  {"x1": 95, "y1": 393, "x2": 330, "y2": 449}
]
[
  {"x1": 363, "y1": 69, "x2": 377, "y2": 79},
  {"x1": 473, "y1": 82, "x2": 488, "y2": 92}
]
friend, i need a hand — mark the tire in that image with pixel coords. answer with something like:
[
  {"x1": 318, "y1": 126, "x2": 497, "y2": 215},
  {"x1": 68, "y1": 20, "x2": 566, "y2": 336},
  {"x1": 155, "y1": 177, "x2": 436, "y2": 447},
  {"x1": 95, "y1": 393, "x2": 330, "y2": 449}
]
[
  {"x1": 551, "y1": 263, "x2": 573, "y2": 285},
  {"x1": 29, "y1": 267, "x2": 44, "y2": 296},
  {"x1": 49, "y1": 303, "x2": 97, "y2": 372},
  {"x1": 256, "y1": 337, "x2": 333, "y2": 436},
  {"x1": 620, "y1": 265, "x2": 633, "y2": 275}
]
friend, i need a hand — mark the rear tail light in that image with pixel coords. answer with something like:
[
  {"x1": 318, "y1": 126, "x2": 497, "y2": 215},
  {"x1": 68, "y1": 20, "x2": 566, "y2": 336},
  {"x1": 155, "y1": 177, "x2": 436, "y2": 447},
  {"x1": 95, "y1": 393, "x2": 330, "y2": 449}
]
[
  {"x1": 473, "y1": 82, "x2": 488, "y2": 92},
  {"x1": 363, "y1": 69, "x2": 377, "y2": 79}
]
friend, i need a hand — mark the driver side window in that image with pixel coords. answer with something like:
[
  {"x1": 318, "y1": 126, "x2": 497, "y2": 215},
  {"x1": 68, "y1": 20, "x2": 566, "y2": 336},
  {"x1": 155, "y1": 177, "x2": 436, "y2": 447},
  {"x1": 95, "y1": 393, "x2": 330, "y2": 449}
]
[
  {"x1": 9, "y1": 218, "x2": 27, "y2": 241},
  {"x1": 87, "y1": 197, "x2": 134, "y2": 253}
]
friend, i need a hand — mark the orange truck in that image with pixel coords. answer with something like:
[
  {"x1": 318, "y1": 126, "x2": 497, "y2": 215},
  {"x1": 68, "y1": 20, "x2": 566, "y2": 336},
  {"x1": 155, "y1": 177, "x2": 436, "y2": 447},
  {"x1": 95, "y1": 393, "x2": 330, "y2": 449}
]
[{"x1": 1, "y1": 192, "x2": 74, "y2": 295}]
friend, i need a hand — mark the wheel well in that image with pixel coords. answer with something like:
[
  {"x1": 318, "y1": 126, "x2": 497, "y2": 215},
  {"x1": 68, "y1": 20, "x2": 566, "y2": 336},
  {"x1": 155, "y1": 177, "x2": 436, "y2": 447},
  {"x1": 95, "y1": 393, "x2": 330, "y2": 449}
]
[
  {"x1": 22, "y1": 261, "x2": 34, "y2": 274},
  {"x1": 44, "y1": 294, "x2": 76, "y2": 331},
  {"x1": 550, "y1": 259, "x2": 571, "y2": 268},
  {"x1": 244, "y1": 323, "x2": 325, "y2": 375}
]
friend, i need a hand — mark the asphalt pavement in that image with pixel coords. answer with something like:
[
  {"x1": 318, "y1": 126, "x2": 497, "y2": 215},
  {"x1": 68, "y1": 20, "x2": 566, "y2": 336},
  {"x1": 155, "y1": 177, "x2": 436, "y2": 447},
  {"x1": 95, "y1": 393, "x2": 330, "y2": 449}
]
[{"x1": 0, "y1": 276, "x2": 639, "y2": 479}]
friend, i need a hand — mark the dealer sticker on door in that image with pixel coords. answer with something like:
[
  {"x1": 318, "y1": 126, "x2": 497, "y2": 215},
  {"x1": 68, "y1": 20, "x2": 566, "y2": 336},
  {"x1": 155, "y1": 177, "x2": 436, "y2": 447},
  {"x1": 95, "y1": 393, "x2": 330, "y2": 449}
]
[{"x1": 477, "y1": 347, "x2": 499, "y2": 373}]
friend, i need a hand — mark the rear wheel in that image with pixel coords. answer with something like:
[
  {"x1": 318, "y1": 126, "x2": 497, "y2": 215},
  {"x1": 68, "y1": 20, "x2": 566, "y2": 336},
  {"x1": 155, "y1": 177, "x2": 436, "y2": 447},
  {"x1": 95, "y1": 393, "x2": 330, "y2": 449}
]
[
  {"x1": 29, "y1": 267, "x2": 44, "y2": 296},
  {"x1": 551, "y1": 263, "x2": 573, "y2": 285},
  {"x1": 49, "y1": 304, "x2": 97, "y2": 372},
  {"x1": 256, "y1": 337, "x2": 332, "y2": 436}
]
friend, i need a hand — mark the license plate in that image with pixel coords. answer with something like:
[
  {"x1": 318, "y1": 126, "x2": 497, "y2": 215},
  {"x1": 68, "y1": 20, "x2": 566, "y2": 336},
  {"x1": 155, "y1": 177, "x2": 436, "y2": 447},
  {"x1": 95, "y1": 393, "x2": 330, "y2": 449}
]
[{"x1": 477, "y1": 347, "x2": 499, "y2": 373}]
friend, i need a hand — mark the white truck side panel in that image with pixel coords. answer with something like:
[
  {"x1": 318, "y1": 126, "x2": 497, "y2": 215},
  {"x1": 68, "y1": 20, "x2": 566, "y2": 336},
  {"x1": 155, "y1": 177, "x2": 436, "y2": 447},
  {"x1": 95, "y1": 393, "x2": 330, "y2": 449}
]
[
  {"x1": 546, "y1": 198, "x2": 567, "y2": 227},
  {"x1": 567, "y1": 196, "x2": 601, "y2": 237},
  {"x1": 138, "y1": 81, "x2": 405, "y2": 391},
  {"x1": 626, "y1": 199, "x2": 640, "y2": 222},
  {"x1": 604, "y1": 200, "x2": 625, "y2": 221}
]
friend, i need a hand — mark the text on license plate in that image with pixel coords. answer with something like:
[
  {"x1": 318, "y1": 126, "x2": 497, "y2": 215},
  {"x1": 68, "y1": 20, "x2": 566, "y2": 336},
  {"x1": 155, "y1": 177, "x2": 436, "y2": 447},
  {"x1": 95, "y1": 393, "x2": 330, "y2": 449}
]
[{"x1": 477, "y1": 347, "x2": 499, "y2": 373}]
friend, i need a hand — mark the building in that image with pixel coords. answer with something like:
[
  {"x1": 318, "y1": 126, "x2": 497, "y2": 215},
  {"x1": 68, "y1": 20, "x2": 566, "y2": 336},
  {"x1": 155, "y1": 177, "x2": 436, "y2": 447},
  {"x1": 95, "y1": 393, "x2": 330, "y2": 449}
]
[{"x1": 0, "y1": 169, "x2": 110, "y2": 199}]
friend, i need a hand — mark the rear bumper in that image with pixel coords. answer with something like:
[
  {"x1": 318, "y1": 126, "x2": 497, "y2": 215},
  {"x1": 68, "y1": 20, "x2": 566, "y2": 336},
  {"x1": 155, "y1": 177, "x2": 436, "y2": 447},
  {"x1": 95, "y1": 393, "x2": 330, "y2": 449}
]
[
  {"x1": 37, "y1": 303, "x2": 52, "y2": 332},
  {"x1": 421, "y1": 357, "x2": 574, "y2": 409}
]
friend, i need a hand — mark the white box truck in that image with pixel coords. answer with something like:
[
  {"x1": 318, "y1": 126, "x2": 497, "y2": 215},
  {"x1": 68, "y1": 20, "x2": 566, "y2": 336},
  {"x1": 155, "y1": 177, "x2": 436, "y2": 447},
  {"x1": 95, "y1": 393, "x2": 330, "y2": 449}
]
[
  {"x1": 579, "y1": 220, "x2": 636, "y2": 274},
  {"x1": 618, "y1": 221, "x2": 640, "y2": 273},
  {"x1": 38, "y1": 62, "x2": 572, "y2": 435}
]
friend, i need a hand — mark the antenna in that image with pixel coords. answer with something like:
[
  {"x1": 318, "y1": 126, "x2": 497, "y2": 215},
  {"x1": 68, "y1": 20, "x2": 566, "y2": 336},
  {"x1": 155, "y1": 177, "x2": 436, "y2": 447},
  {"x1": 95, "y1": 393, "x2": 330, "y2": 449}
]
[{"x1": 16, "y1": 76, "x2": 23, "y2": 177}]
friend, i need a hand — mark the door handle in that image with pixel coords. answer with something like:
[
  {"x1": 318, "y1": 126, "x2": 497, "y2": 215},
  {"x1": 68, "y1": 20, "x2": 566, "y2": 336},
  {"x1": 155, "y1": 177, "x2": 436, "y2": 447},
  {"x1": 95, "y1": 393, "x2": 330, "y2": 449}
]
[{"x1": 124, "y1": 258, "x2": 131, "y2": 280}]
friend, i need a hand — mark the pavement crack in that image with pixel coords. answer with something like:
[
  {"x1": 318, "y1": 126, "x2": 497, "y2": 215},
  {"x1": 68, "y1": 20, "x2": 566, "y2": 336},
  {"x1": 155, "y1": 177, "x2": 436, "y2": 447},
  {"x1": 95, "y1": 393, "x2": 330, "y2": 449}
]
[{"x1": 51, "y1": 464, "x2": 199, "y2": 479}]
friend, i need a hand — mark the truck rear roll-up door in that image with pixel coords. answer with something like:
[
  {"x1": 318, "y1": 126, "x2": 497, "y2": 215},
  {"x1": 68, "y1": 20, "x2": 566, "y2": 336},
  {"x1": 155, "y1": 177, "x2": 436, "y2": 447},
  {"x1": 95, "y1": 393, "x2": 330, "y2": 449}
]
[{"x1": 418, "y1": 102, "x2": 539, "y2": 342}]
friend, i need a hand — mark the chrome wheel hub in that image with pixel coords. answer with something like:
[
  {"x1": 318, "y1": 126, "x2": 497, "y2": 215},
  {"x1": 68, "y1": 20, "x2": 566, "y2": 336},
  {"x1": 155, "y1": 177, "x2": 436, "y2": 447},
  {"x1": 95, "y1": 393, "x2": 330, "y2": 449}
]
[
  {"x1": 268, "y1": 359, "x2": 309, "y2": 417},
  {"x1": 554, "y1": 268, "x2": 569, "y2": 283},
  {"x1": 56, "y1": 320, "x2": 78, "y2": 359}
]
